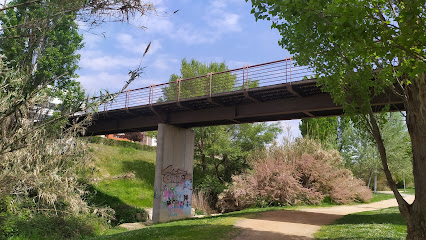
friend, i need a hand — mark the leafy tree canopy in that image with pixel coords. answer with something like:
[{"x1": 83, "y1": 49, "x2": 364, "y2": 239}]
[{"x1": 247, "y1": 2, "x2": 426, "y2": 237}]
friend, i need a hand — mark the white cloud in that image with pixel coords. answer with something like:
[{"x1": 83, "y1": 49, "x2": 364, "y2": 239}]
[
  {"x1": 145, "y1": 17, "x2": 174, "y2": 34},
  {"x1": 81, "y1": 33, "x2": 104, "y2": 49},
  {"x1": 174, "y1": 24, "x2": 216, "y2": 44},
  {"x1": 129, "y1": 0, "x2": 243, "y2": 45},
  {"x1": 79, "y1": 50, "x2": 140, "y2": 71},
  {"x1": 227, "y1": 60, "x2": 253, "y2": 69},
  {"x1": 115, "y1": 33, "x2": 162, "y2": 55},
  {"x1": 78, "y1": 72, "x2": 131, "y2": 94},
  {"x1": 171, "y1": 0, "x2": 241, "y2": 45},
  {"x1": 151, "y1": 55, "x2": 179, "y2": 70},
  {"x1": 205, "y1": 0, "x2": 242, "y2": 32}
]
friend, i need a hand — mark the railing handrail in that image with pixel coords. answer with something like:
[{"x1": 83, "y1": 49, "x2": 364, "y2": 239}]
[{"x1": 97, "y1": 57, "x2": 314, "y2": 112}]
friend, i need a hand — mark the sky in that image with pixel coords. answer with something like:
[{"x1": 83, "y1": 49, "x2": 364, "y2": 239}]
[{"x1": 76, "y1": 0, "x2": 302, "y2": 140}]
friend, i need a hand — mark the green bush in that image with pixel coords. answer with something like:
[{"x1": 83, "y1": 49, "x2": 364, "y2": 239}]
[
  {"x1": 0, "y1": 197, "x2": 15, "y2": 239},
  {"x1": 0, "y1": 195, "x2": 108, "y2": 240},
  {"x1": 11, "y1": 214, "x2": 108, "y2": 240}
]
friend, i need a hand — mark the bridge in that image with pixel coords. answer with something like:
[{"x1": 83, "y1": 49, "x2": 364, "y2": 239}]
[
  {"x1": 87, "y1": 58, "x2": 404, "y2": 135},
  {"x1": 85, "y1": 58, "x2": 404, "y2": 224}
]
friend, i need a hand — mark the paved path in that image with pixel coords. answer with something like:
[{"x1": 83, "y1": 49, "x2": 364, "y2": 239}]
[{"x1": 233, "y1": 194, "x2": 415, "y2": 240}]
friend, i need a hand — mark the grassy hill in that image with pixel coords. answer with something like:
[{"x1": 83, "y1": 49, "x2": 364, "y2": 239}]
[{"x1": 87, "y1": 141, "x2": 156, "y2": 224}]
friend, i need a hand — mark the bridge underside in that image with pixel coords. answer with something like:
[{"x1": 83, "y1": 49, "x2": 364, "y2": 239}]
[{"x1": 86, "y1": 80, "x2": 404, "y2": 135}]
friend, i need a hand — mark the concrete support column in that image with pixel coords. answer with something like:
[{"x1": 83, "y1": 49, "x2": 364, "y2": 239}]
[{"x1": 152, "y1": 124, "x2": 195, "y2": 223}]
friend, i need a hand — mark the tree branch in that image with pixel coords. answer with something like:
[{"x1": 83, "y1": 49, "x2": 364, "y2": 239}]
[{"x1": 368, "y1": 108, "x2": 409, "y2": 212}]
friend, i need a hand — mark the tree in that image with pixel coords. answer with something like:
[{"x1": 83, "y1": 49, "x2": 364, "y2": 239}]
[
  {"x1": 299, "y1": 117, "x2": 339, "y2": 147},
  {"x1": 0, "y1": 0, "x2": 157, "y2": 237},
  {"x1": 248, "y1": 1, "x2": 426, "y2": 238},
  {"x1": 161, "y1": 58, "x2": 238, "y2": 101},
  {"x1": 124, "y1": 131, "x2": 146, "y2": 142},
  {"x1": 0, "y1": 0, "x2": 85, "y2": 113}
]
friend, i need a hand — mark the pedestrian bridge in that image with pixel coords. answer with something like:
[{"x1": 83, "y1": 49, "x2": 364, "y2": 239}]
[
  {"x1": 85, "y1": 57, "x2": 405, "y2": 223},
  {"x1": 87, "y1": 58, "x2": 404, "y2": 135}
]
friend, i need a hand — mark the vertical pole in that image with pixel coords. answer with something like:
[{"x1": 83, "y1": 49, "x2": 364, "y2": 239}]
[
  {"x1": 177, "y1": 79, "x2": 181, "y2": 101},
  {"x1": 374, "y1": 172, "x2": 377, "y2": 193},
  {"x1": 209, "y1": 73, "x2": 212, "y2": 96},
  {"x1": 404, "y1": 179, "x2": 406, "y2": 192},
  {"x1": 242, "y1": 66, "x2": 245, "y2": 90},
  {"x1": 125, "y1": 90, "x2": 129, "y2": 109},
  {"x1": 289, "y1": 57, "x2": 292, "y2": 84},
  {"x1": 149, "y1": 85, "x2": 153, "y2": 105},
  {"x1": 246, "y1": 65, "x2": 250, "y2": 89},
  {"x1": 285, "y1": 58, "x2": 288, "y2": 84}
]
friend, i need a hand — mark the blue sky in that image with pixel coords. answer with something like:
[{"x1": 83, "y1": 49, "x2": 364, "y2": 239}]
[{"x1": 76, "y1": 0, "x2": 301, "y2": 139}]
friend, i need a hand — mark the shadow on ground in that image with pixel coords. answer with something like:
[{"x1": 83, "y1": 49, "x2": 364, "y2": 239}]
[
  {"x1": 121, "y1": 159, "x2": 155, "y2": 185},
  {"x1": 87, "y1": 185, "x2": 146, "y2": 225}
]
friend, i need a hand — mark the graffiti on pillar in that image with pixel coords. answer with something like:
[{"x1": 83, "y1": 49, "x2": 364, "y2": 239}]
[
  {"x1": 161, "y1": 165, "x2": 191, "y2": 183},
  {"x1": 161, "y1": 165, "x2": 192, "y2": 217}
]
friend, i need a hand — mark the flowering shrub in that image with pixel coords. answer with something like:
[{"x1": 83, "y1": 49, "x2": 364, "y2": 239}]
[{"x1": 217, "y1": 138, "x2": 372, "y2": 212}]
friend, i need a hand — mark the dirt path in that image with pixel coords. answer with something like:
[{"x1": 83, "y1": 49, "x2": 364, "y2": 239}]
[{"x1": 233, "y1": 194, "x2": 415, "y2": 240}]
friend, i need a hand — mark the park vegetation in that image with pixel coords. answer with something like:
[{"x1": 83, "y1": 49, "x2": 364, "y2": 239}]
[
  {"x1": 248, "y1": 0, "x2": 426, "y2": 238},
  {"x1": 0, "y1": 0, "x2": 156, "y2": 239},
  {"x1": 217, "y1": 138, "x2": 372, "y2": 213},
  {"x1": 300, "y1": 113, "x2": 413, "y2": 191},
  {"x1": 0, "y1": 0, "x2": 421, "y2": 238}
]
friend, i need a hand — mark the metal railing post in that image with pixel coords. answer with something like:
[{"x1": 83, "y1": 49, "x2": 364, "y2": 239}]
[
  {"x1": 246, "y1": 65, "x2": 250, "y2": 89},
  {"x1": 290, "y1": 56, "x2": 292, "y2": 84},
  {"x1": 209, "y1": 73, "x2": 213, "y2": 96},
  {"x1": 125, "y1": 90, "x2": 129, "y2": 109},
  {"x1": 149, "y1": 84, "x2": 153, "y2": 105},
  {"x1": 242, "y1": 66, "x2": 245, "y2": 90},
  {"x1": 285, "y1": 57, "x2": 288, "y2": 84},
  {"x1": 177, "y1": 78, "x2": 182, "y2": 101}
]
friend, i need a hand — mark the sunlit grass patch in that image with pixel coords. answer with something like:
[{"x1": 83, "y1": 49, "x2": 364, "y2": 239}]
[
  {"x1": 94, "y1": 215, "x2": 241, "y2": 240},
  {"x1": 314, "y1": 207, "x2": 407, "y2": 239}
]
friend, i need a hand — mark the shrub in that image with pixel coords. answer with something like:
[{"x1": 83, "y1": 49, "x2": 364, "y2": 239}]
[
  {"x1": 192, "y1": 190, "x2": 213, "y2": 215},
  {"x1": 217, "y1": 138, "x2": 372, "y2": 212}
]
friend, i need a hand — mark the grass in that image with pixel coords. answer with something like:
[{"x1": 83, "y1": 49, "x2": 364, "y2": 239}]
[
  {"x1": 314, "y1": 207, "x2": 407, "y2": 239},
  {"x1": 369, "y1": 193, "x2": 397, "y2": 203},
  {"x1": 87, "y1": 143, "x2": 157, "y2": 224},
  {"x1": 93, "y1": 215, "x2": 242, "y2": 240},
  {"x1": 399, "y1": 187, "x2": 415, "y2": 195},
  {"x1": 89, "y1": 143, "x2": 156, "y2": 208}
]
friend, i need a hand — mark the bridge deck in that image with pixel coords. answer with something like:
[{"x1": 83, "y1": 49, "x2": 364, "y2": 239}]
[{"x1": 87, "y1": 79, "x2": 404, "y2": 135}]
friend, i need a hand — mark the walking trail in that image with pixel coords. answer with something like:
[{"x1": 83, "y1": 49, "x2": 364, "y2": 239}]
[{"x1": 232, "y1": 193, "x2": 415, "y2": 240}]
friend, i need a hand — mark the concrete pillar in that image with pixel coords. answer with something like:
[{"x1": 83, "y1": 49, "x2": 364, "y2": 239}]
[{"x1": 152, "y1": 124, "x2": 194, "y2": 223}]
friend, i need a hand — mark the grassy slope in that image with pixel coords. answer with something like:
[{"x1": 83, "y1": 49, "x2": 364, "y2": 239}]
[
  {"x1": 89, "y1": 143, "x2": 156, "y2": 208},
  {"x1": 314, "y1": 207, "x2": 407, "y2": 239}
]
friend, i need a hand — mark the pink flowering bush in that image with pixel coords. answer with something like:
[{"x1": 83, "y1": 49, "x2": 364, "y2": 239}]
[{"x1": 217, "y1": 138, "x2": 372, "y2": 212}]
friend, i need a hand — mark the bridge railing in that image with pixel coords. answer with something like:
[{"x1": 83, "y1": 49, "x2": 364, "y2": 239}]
[{"x1": 99, "y1": 58, "x2": 314, "y2": 112}]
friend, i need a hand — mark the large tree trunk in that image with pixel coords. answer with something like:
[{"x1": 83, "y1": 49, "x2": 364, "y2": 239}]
[{"x1": 404, "y1": 78, "x2": 426, "y2": 240}]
